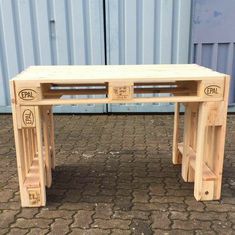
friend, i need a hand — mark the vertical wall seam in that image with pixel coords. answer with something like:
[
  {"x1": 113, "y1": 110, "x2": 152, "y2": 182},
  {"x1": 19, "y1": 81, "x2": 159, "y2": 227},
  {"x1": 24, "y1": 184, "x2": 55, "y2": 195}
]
[
  {"x1": 47, "y1": 0, "x2": 57, "y2": 65},
  {"x1": 103, "y1": 0, "x2": 107, "y2": 65},
  {"x1": 83, "y1": 1, "x2": 90, "y2": 64},
  {"x1": 0, "y1": 3, "x2": 8, "y2": 105},
  {"x1": 29, "y1": 0, "x2": 40, "y2": 65},
  {"x1": 11, "y1": 0, "x2": 24, "y2": 70},
  {"x1": 65, "y1": 0, "x2": 73, "y2": 65}
]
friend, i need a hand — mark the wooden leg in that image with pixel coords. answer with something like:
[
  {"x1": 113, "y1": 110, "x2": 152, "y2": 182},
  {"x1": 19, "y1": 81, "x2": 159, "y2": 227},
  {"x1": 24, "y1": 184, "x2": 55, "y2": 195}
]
[
  {"x1": 181, "y1": 103, "x2": 198, "y2": 182},
  {"x1": 194, "y1": 101, "x2": 228, "y2": 200},
  {"x1": 10, "y1": 81, "x2": 46, "y2": 207},
  {"x1": 172, "y1": 102, "x2": 181, "y2": 164},
  {"x1": 34, "y1": 106, "x2": 46, "y2": 206},
  {"x1": 49, "y1": 107, "x2": 56, "y2": 170},
  {"x1": 194, "y1": 76, "x2": 230, "y2": 201},
  {"x1": 11, "y1": 104, "x2": 29, "y2": 206},
  {"x1": 42, "y1": 106, "x2": 53, "y2": 187}
]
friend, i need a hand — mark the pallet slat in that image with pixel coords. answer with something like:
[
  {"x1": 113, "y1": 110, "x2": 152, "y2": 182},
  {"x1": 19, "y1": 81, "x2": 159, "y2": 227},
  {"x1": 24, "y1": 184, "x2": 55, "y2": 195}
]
[{"x1": 178, "y1": 143, "x2": 217, "y2": 181}]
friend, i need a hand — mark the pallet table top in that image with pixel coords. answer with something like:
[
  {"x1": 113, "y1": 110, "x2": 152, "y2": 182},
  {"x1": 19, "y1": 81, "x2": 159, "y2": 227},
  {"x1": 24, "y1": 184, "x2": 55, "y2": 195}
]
[
  {"x1": 13, "y1": 64, "x2": 225, "y2": 82},
  {"x1": 11, "y1": 64, "x2": 227, "y2": 106}
]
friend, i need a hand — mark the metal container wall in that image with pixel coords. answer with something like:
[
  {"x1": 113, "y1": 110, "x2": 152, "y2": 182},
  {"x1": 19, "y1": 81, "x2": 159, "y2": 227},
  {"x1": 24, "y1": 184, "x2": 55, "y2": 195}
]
[
  {"x1": 0, "y1": 0, "x2": 105, "y2": 113},
  {"x1": 192, "y1": 0, "x2": 235, "y2": 107},
  {"x1": 105, "y1": 0, "x2": 192, "y2": 112},
  {"x1": 0, "y1": 0, "x2": 192, "y2": 113}
]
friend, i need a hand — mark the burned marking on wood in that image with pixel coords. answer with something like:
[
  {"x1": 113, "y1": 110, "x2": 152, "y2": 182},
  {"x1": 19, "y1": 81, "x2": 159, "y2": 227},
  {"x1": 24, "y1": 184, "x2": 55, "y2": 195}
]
[
  {"x1": 204, "y1": 85, "x2": 221, "y2": 97},
  {"x1": 28, "y1": 189, "x2": 41, "y2": 205},
  {"x1": 18, "y1": 89, "x2": 37, "y2": 101},
  {"x1": 23, "y1": 109, "x2": 34, "y2": 126},
  {"x1": 112, "y1": 86, "x2": 132, "y2": 100}
]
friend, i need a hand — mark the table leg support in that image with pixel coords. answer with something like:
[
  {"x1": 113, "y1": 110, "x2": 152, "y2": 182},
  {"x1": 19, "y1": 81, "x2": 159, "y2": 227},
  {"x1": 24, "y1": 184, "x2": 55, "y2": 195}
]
[
  {"x1": 194, "y1": 101, "x2": 228, "y2": 201},
  {"x1": 181, "y1": 103, "x2": 198, "y2": 182},
  {"x1": 172, "y1": 103, "x2": 181, "y2": 164}
]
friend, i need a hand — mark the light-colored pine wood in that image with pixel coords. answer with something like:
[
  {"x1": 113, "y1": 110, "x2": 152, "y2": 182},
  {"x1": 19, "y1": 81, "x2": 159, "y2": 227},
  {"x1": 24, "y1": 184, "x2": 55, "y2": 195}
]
[
  {"x1": 34, "y1": 106, "x2": 46, "y2": 206},
  {"x1": 48, "y1": 107, "x2": 55, "y2": 170},
  {"x1": 194, "y1": 102, "x2": 210, "y2": 200},
  {"x1": 172, "y1": 103, "x2": 181, "y2": 164},
  {"x1": 181, "y1": 103, "x2": 198, "y2": 182},
  {"x1": 178, "y1": 142, "x2": 216, "y2": 181},
  {"x1": 10, "y1": 65, "x2": 230, "y2": 205},
  {"x1": 42, "y1": 106, "x2": 52, "y2": 188},
  {"x1": 10, "y1": 81, "x2": 30, "y2": 207}
]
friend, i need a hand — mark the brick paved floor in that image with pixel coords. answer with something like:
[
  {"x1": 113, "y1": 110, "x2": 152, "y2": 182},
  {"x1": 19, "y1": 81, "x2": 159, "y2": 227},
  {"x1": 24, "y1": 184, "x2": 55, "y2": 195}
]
[{"x1": 0, "y1": 114, "x2": 235, "y2": 235}]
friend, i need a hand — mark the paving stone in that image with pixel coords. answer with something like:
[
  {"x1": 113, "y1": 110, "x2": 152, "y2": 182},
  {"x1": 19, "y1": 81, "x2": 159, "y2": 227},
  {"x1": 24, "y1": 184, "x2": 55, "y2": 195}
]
[
  {"x1": 185, "y1": 199, "x2": 205, "y2": 212},
  {"x1": 172, "y1": 220, "x2": 211, "y2": 230},
  {"x1": 150, "y1": 196, "x2": 184, "y2": 204},
  {"x1": 111, "y1": 229, "x2": 131, "y2": 235},
  {"x1": 0, "y1": 210, "x2": 18, "y2": 228},
  {"x1": 190, "y1": 211, "x2": 227, "y2": 221},
  {"x1": 59, "y1": 202, "x2": 95, "y2": 211},
  {"x1": 195, "y1": 230, "x2": 216, "y2": 235},
  {"x1": 169, "y1": 202, "x2": 187, "y2": 211},
  {"x1": 132, "y1": 202, "x2": 168, "y2": 211},
  {"x1": 0, "y1": 229, "x2": 9, "y2": 235},
  {"x1": 170, "y1": 211, "x2": 189, "y2": 220},
  {"x1": 70, "y1": 228, "x2": 110, "y2": 235},
  {"x1": 112, "y1": 210, "x2": 150, "y2": 220},
  {"x1": 71, "y1": 210, "x2": 94, "y2": 228},
  {"x1": 205, "y1": 203, "x2": 235, "y2": 212},
  {"x1": 36, "y1": 209, "x2": 74, "y2": 219},
  {"x1": 151, "y1": 211, "x2": 171, "y2": 229},
  {"x1": 228, "y1": 212, "x2": 235, "y2": 223},
  {"x1": 8, "y1": 228, "x2": 28, "y2": 235},
  {"x1": 17, "y1": 208, "x2": 39, "y2": 219},
  {"x1": 211, "y1": 220, "x2": 233, "y2": 234},
  {"x1": 50, "y1": 218, "x2": 71, "y2": 235},
  {"x1": 0, "y1": 190, "x2": 14, "y2": 202},
  {"x1": 130, "y1": 219, "x2": 152, "y2": 235},
  {"x1": 1, "y1": 114, "x2": 235, "y2": 234},
  {"x1": 132, "y1": 190, "x2": 150, "y2": 203},
  {"x1": 92, "y1": 219, "x2": 131, "y2": 230},
  {"x1": 11, "y1": 218, "x2": 52, "y2": 229},
  {"x1": 27, "y1": 228, "x2": 49, "y2": 235},
  {"x1": 153, "y1": 230, "x2": 194, "y2": 235},
  {"x1": 93, "y1": 203, "x2": 113, "y2": 219}
]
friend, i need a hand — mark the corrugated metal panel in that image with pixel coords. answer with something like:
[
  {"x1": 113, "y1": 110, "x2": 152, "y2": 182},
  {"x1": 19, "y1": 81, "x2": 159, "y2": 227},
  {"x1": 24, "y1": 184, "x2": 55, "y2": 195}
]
[
  {"x1": 105, "y1": 0, "x2": 192, "y2": 112},
  {"x1": 192, "y1": 0, "x2": 235, "y2": 106},
  {"x1": 0, "y1": 0, "x2": 105, "y2": 113}
]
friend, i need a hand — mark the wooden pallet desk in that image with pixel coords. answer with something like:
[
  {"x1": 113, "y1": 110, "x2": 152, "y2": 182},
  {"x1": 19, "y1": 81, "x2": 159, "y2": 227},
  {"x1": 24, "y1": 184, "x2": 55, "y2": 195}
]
[{"x1": 10, "y1": 64, "x2": 230, "y2": 207}]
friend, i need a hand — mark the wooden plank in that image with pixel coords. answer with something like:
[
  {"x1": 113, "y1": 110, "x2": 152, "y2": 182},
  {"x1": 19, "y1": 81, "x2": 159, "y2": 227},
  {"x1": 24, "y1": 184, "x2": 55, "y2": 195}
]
[
  {"x1": 194, "y1": 102, "x2": 209, "y2": 200},
  {"x1": 44, "y1": 87, "x2": 193, "y2": 97},
  {"x1": 34, "y1": 106, "x2": 46, "y2": 206},
  {"x1": 10, "y1": 80, "x2": 29, "y2": 207},
  {"x1": 189, "y1": 156, "x2": 216, "y2": 181},
  {"x1": 178, "y1": 143, "x2": 216, "y2": 181},
  {"x1": 49, "y1": 107, "x2": 55, "y2": 170},
  {"x1": 181, "y1": 104, "x2": 198, "y2": 182},
  {"x1": 213, "y1": 75, "x2": 230, "y2": 199},
  {"x1": 12, "y1": 64, "x2": 225, "y2": 82},
  {"x1": 172, "y1": 103, "x2": 181, "y2": 164},
  {"x1": 42, "y1": 106, "x2": 52, "y2": 188},
  {"x1": 17, "y1": 95, "x2": 224, "y2": 106}
]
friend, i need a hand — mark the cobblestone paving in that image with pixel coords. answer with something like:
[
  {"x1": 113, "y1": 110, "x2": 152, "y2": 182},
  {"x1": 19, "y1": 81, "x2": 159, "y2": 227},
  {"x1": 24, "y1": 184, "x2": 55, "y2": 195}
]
[{"x1": 0, "y1": 114, "x2": 235, "y2": 235}]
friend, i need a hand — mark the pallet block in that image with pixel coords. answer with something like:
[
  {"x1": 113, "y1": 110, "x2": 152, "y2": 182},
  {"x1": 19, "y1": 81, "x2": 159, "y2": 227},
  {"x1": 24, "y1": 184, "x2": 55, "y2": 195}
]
[{"x1": 10, "y1": 64, "x2": 230, "y2": 206}]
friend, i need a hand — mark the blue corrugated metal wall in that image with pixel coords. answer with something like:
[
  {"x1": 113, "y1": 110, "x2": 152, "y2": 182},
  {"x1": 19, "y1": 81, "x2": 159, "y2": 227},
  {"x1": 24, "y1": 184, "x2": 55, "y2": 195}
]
[
  {"x1": 0, "y1": 0, "x2": 192, "y2": 113},
  {"x1": 105, "y1": 0, "x2": 191, "y2": 112},
  {"x1": 0, "y1": 0, "x2": 106, "y2": 113},
  {"x1": 192, "y1": 0, "x2": 235, "y2": 108}
]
